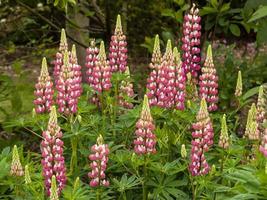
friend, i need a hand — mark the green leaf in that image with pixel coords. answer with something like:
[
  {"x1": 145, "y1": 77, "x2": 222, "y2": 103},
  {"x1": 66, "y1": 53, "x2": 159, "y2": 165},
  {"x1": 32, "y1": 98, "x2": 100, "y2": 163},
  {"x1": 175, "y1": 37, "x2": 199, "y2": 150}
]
[
  {"x1": 211, "y1": 0, "x2": 218, "y2": 8},
  {"x1": 220, "y1": 3, "x2": 230, "y2": 12},
  {"x1": 229, "y1": 24, "x2": 241, "y2": 36},
  {"x1": 161, "y1": 9, "x2": 175, "y2": 18},
  {"x1": 200, "y1": 6, "x2": 218, "y2": 16},
  {"x1": 248, "y1": 5, "x2": 267, "y2": 22},
  {"x1": 242, "y1": 86, "x2": 259, "y2": 100}
]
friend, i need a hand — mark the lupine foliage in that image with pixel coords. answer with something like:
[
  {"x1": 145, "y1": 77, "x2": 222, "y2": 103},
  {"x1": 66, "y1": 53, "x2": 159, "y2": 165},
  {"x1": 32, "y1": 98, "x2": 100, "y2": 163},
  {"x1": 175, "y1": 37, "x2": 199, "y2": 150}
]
[{"x1": 1, "y1": 5, "x2": 267, "y2": 200}]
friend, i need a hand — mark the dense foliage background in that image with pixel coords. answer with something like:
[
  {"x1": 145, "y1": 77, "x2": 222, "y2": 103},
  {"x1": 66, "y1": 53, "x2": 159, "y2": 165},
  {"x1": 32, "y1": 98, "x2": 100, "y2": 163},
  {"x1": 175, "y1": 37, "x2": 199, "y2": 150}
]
[{"x1": 0, "y1": 0, "x2": 267, "y2": 199}]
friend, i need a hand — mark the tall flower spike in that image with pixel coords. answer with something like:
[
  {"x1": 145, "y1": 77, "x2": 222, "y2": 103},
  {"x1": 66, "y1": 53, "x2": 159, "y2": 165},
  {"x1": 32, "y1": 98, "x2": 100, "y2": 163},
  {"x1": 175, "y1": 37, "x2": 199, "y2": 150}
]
[
  {"x1": 235, "y1": 71, "x2": 242, "y2": 97},
  {"x1": 41, "y1": 106, "x2": 66, "y2": 196},
  {"x1": 259, "y1": 126, "x2": 267, "y2": 157},
  {"x1": 218, "y1": 114, "x2": 229, "y2": 149},
  {"x1": 199, "y1": 45, "x2": 219, "y2": 111},
  {"x1": 146, "y1": 35, "x2": 162, "y2": 106},
  {"x1": 173, "y1": 47, "x2": 186, "y2": 110},
  {"x1": 119, "y1": 66, "x2": 134, "y2": 109},
  {"x1": 182, "y1": 3, "x2": 201, "y2": 79},
  {"x1": 25, "y1": 165, "x2": 32, "y2": 184},
  {"x1": 70, "y1": 44, "x2": 83, "y2": 98},
  {"x1": 53, "y1": 29, "x2": 68, "y2": 83},
  {"x1": 134, "y1": 95, "x2": 157, "y2": 155},
  {"x1": 91, "y1": 41, "x2": 112, "y2": 93},
  {"x1": 109, "y1": 14, "x2": 128, "y2": 72},
  {"x1": 86, "y1": 39, "x2": 99, "y2": 87},
  {"x1": 10, "y1": 145, "x2": 24, "y2": 176},
  {"x1": 50, "y1": 175, "x2": 59, "y2": 200},
  {"x1": 257, "y1": 86, "x2": 266, "y2": 135},
  {"x1": 88, "y1": 135, "x2": 110, "y2": 187},
  {"x1": 245, "y1": 103, "x2": 259, "y2": 140},
  {"x1": 157, "y1": 40, "x2": 174, "y2": 108},
  {"x1": 189, "y1": 98, "x2": 214, "y2": 176},
  {"x1": 56, "y1": 51, "x2": 78, "y2": 114},
  {"x1": 34, "y1": 57, "x2": 54, "y2": 113}
]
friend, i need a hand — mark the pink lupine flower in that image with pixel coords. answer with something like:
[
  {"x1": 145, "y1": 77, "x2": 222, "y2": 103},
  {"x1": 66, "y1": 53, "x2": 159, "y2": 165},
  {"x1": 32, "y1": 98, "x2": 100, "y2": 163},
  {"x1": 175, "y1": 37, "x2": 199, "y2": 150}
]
[
  {"x1": 182, "y1": 4, "x2": 201, "y2": 79},
  {"x1": 134, "y1": 95, "x2": 157, "y2": 155},
  {"x1": 56, "y1": 51, "x2": 78, "y2": 114},
  {"x1": 259, "y1": 126, "x2": 267, "y2": 157},
  {"x1": 70, "y1": 44, "x2": 83, "y2": 98},
  {"x1": 156, "y1": 40, "x2": 174, "y2": 108},
  {"x1": 146, "y1": 35, "x2": 162, "y2": 106},
  {"x1": 34, "y1": 57, "x2": 54, "y2": 113},
  {"x1": 88, "y1": 135, "x2": 110, "y2": 187},
  {"x1": 199, "y1": 45, "x2": 219, "y2": 111},
  {"x1": 53, "y1": 29, "x2": 68, "y2": 83},
  {"x1": 86, "y1": 39, "x2": 99, "y2": 87},
  {"x1": 41, "y1": 106, "x2": 66, "y2": 196},
  {"x1": 91, "y1": 41, "x2": 112, "y2": 93},
  {"x1": 109, "y1": 15, "x2": 128, "y2": 73},
  {"x1": 173, "y1": 47, "x2": 186, "y2": 110},
  {"x1": 119, "y1": 67, "x2": 134, "y2": 109},
  {"x1": 189, "y1": 98, "x2": 214, "y2": 176}
]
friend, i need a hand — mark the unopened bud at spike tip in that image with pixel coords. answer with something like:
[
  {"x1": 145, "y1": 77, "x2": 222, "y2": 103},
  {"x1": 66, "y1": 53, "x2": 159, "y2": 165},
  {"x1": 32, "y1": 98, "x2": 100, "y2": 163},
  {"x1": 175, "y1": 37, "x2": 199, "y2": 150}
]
[
  {"x1": 25, "y1": 165, "x2": 31, "y2": 184},
  {"x1": 115, "y1": 14, "x2": 122, "y2": 34},
  {"x1": 207, "y1": 44, "x2": 213, "y2": 59},
  {"x1": 50, "y1": 175, "x2": 59, "y2": 200},
  {"x1": 99, "y1": 41, "x2": 106, "y2": 60},
  {"x1": 235, "y1": 71, "x2": 243, "y2": 97},
  {"x1": 71, "y1": 44, "x2": 77, "y2": 59},
  {"x1": 10, "y1": 145, "x2": 24, "y2": 176},
  {"x1": 181, "y1": 144, "x2": 187, "y2": 158},
  {"x1": 41, "y1": 57, "x2": 48, "y2": 77}
]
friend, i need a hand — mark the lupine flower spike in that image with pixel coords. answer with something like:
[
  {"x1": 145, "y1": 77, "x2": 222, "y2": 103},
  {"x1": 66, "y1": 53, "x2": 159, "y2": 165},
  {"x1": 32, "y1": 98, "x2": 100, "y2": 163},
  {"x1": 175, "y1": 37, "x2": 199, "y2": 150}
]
[
  {"x1": 54, "y1": 29, "x2": 68, "y2": 83},
  {"x1": 260, "y1": 126, "x2": 267, "y2": 157},
  {"x1": 134, "y1": 95, "x2": 157, "y2": 155},
  {"x1": 181, "y1": 144, "x2": 187, "y2": 158},
  {"x1": 182, "y1": 3, "x2": 201, "y2": 79},
  {"x1": 88, "y1": 135, "x2": 110, "y2": 187},
  {"x1": 119, "y1": 66, "x2": 134, "y2": 109},
  {"x1": 235, "y1": 71, "x2": 242, "y2": 97},
  {"x1": 257, "y1": 86, "x2": 266, "y2": 135},
  {"x1": 25, "y1": 165, "x2": 32, "y2": 184},
  {"x1": 56, "y1": 51, "x2": 78, "y2": 114},
  {"x1": 173, "y1": 47, "x2": 186, "y2": 110},
  {"x1": 218, "y1": 114, "x2": 229, "y2": 149},
  {"x1": 146, "y1": 35, "x2": 162, "y2": 106},
  {"x1": 70, "y1": 44, "x2": 83, "y2": 98},
  {"x1": 41, "y1": 106, "x2": 66, "y2": 196},
  {"x1": 10, "y1": 145, "x2": 24, "y2": 176},
  {"x1": 109, "y1": 14, "x2": 128, "y2": 72},
  {"x1": 34, "y1": 57, "x2": 54, "y2": 113},
  {"x1": 190, "y1": 98, "x2": 214, "y2": 176},
  {"x1": 157, "y1": 40, "x2": 174, "y2": 108},
  {"x1": 245, "y1": 103, "x2": 259, "y2": 140},
  {"x1": 86, "y1": 39, "x2": 99, "y2": 87},
  {"x1": 50, "y1": 175, "x2": 59, "y2": 200},
  {"x1": 199, "y1": 45, "x2": 219, "y2": 111},
  {"x1": 91, "y1": 41, "x2": 112, "y2": 93}
]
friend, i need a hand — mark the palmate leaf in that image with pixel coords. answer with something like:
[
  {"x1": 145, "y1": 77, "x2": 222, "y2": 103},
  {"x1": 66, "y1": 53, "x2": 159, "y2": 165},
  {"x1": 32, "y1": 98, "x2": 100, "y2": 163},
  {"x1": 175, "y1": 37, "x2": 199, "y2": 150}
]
[{"x1": 112, "y1": 174, "x2": 142, "y2": 192}]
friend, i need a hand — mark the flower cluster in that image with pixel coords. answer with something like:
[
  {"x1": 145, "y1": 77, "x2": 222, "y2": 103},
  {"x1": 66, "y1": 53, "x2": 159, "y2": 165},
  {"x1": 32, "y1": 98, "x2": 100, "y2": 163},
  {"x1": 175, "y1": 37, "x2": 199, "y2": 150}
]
[
  {"x1": 88, "y1": 135, "x2": 110, "y2": 187},
  {"x1": 34, "y1": 57, "x2": 54, "y2": 113},
  {"x1": 256, "y1": 85, "x2": 266, "y2": 135},
  {"x1": 218, "y1": 114, "x2": 229, "y2": 149},
  {"x1": 134, "y1": 95, "x2": 157, "y2": 155},
  {"x1": 90, "y1": 41, "x2": 112, "y2": 93},
  {"x1": 10, "y1": 145, "x2": 24, "y2": 177},
  {"x1": 53, "y1": 29, "x2": 68, "y2": 83},
  {"x1": 86, "y1": 40, "x2": 99, "y2": 87},
  {"x1": 118, "y1": 67, "x2": 134, "y2": 109},
  {"x1": 70, "y1": 44, "x2": 83, "y2": 98},
  {"x1": 173, "y1": 47, "x2": 186, "y2": 110},
  {"x1": 56, "y1": 51, "x2": 78, "y2": 114},
  {"x1": 199, "y1": 45, "x2": 219, "y2": 111},
  {"x1": 260, "y1": 127, "x2": 267, "y2": 157},
  {"x1": 25, "y1": 165, "x2": 31, "y2": 184},
  {"x1": 146, "y1": 35, "x2": 162, "y2": 106},
  {"x1": 181, "y1": 3, "x2": 201, "y2": 78},
  {"x1": 109, "y1": 15, "x2": 128, "y2": 73},
  {"x1": 189, "y1": 98, "x2": 214, "y2": 176},
  {"x1": 235, "y1": 71, "x2": 242, "y2": 97},
  {"x1": 41, "y1": 106, "x2": 66, "y2": 196},
  {"x1": 245, "y1": 103, "x2": 259, "y2": 140}
]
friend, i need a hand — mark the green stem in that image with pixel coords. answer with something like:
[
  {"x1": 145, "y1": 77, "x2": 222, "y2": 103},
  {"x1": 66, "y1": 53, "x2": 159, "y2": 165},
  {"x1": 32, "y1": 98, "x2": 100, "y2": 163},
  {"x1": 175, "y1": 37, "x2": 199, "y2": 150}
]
[
  {"x1": 143, "y1": 155, "x2": 148, "y2": 200},
  {"x1": 96, "y1": 188, "x2": 101, "y2": 200},
  {"x1": 113, "y1": 78, "x2": 119, "y2": 137},
  {"x1": 220, "y1": 153, "x2": 225, "y2": 173},
  {"x1": 100, "y1": 94, "x2": 106, "y2": 136},
  {"x1": 70, "y1": 136, "x2": 78, "y2": 175}
]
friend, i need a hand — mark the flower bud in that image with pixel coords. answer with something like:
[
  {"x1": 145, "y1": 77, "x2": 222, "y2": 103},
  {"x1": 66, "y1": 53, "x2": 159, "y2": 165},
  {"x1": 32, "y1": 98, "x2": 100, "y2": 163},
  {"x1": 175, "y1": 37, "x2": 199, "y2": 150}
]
[
  {"x1": 10, "y1": 145, "x2": 24, "y2": 177},
  {"x1": 181, "y1": 144, "x2": 187, "y2": 158},
  {"x1": 235, "y1": 71, "x2": 242, "y2": 97},
  {"x1": 25, "y1": 165, "x2": 31, "y2": 184}
]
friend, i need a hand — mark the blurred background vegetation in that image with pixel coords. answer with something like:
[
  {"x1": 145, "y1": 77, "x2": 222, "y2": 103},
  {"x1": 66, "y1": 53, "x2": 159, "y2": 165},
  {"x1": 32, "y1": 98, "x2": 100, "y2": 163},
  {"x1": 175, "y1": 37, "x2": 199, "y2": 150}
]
[{"x1": 0, "y1": 0, "x2": 267, "y2": 145}]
